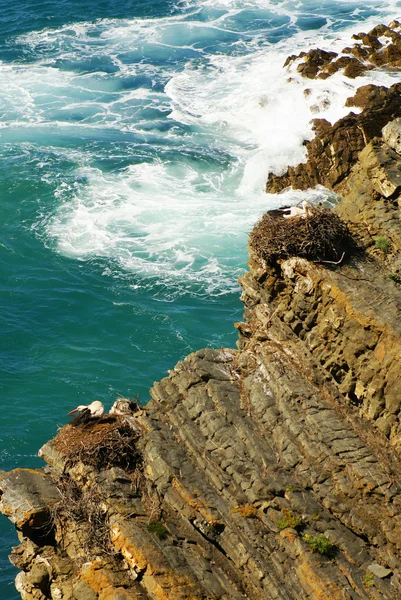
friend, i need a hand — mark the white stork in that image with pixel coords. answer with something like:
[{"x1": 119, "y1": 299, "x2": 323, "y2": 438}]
[
  {"x1": 68, "y1": 400, "x2": 104, "y2": 426},
  {"x1": 110, "y1": 398, "x2": 139, "y2": 416},
  {"x1": 267, "y1": 200, "x2": 310, "y2": 219}
]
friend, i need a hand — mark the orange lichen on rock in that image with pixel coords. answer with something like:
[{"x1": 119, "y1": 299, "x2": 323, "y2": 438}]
[
  {"x1": 296, "y1": 557, "x2": 352, "y2": 600},
  {"x1": 171, "y1": 478, "x2": 220, "y2": 526}
]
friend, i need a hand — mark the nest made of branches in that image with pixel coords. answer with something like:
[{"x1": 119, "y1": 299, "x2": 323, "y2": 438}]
[
  {"x1": 51, "y1": 476, "x2": 113, "y2": 558},
  {"x1": 51, "y1": 469, "x2": 159, "y2": 562},
  {"x1": 54, "y1": 416, "x2": 142, "y2": 473},
  {"x1": 249, "y1": 206, "x2": 359, "y2": 265},
  {"x1": 49, "y1": 416, "x2": 163, "y2": 563}
]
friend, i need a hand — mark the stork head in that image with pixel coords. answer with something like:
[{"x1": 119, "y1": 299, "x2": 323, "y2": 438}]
[{"x1": 68, "y1": 404, "x2": 87, "y2": 415}]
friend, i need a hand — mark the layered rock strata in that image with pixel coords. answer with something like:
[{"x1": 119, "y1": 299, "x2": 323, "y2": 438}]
[
  {"x1": 3, "y1": 221, "x2": 401, "y2": 599},
  {"x1": 3, "y1": 22, "x2": 401, "y2": 600}
]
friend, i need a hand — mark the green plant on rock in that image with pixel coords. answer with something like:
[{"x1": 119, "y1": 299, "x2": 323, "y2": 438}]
[
  {"x1": 374, "y1": 236, "x2": 392, "y2": 253},
  {"x1": 277, "y1": 509, "x2": 303, "y2": 531},
  {"x1": 388, "y1": 273, "x2": 401, "y2": 284},
  {"x1": 147, "y1": 521, "x2": 169, "y2": 539},
  {"x1": 363, "y1": 572, "x2": 375, "y2": 588},
  {"x1": 302, "y1": 533, "x2": 335, "y2": 556}
]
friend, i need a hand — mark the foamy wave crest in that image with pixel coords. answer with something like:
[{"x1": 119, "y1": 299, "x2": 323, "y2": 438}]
[
  {"x1": 43, "y1": 157, "x2": 269, "y2": 296},
  {"x1": 42, "y1": 147, "x2": 341, "y2": 298},
  {"x1": 6, "y1": 0, "x2": 401, "y2": 297}
]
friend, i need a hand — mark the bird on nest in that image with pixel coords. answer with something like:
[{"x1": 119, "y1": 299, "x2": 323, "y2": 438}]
[
  {"x1": 110, "y1": 398, "x2": 139, "y2": 416},
  {"x1": 67, "y1": 400, "x2": 105, "y2": 426},
  {"x1": 267, "y1": 199, "x2": 311, "y2": 219}
]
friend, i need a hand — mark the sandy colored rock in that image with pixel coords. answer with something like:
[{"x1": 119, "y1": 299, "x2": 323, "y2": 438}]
[
  {"x1": 0, "y1": 469, "x2": 59, "y2": 530},
  {"x1": 359, "y1": 139, "x2": 401, "y2": 197},
  {"x1": 367, "y1": 563, "x2": 392, "y2": 578},
  {"x1": 382, "y1": 117, "x2": 401, "y2": 154}
]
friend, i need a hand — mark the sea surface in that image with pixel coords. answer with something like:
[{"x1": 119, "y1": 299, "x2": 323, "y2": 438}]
[{"x1": 1, "y1": 0, "x2": 401, "y2": 596}]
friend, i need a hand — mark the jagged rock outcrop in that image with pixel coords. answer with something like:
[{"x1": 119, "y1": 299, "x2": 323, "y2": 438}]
[
  {"x1": 3, "y1": 305, "x2": 401, "y2": 600},
  {"x1": 267, "y1": 20, "x2": 401, "y2": 196},
  {"x1": 4, "y1": 21, "x2": 401, "y2": 600},
  {"x1": 284, "y1": 20, "x2": 401, "y2": 80},
  {"x1": 266, "y1": 83, "x2": 401, "y2": 193}
]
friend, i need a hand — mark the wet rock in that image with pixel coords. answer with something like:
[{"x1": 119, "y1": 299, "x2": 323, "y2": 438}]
[
  {"x1": 345, "y1": 83, "x2": 391, "y2": 108},
  {"x1": 320, "y1": 56, "x2": 368, "y2": 79},
  {"x1": 294, "y1": 48, "x2": 338, "y2": 79},
  {"x1": 267, "y1": 83, "x2": 401, "y2": 193},
  {"x1": 343, "y1": 57, "x2": 371, "y2": 78},
  {"x1": 284, "y1": 21, "x2": 401, "y2": 80},
  {"x1": 369, "y1": 44, "x2": 401, "y2": 67}
]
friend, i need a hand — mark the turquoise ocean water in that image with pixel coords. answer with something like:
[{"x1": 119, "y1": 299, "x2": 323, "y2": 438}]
[{"x1": 1, "y1": 0, "x2": 401, "y2": 596}]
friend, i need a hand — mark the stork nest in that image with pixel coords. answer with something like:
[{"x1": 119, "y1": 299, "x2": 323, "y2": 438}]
[
  {"x1": 50, "y1": 416, "x2": 154, "y2": 563},
  {"x1": 54, "y1": 416, "x2": 142, "y2": 473},
  {"x1": 249, "y1": 206, "x2": 358, "y2": 265},
  {"x1": 51, "y1": 476, "x2": 113, "y2": 558}
]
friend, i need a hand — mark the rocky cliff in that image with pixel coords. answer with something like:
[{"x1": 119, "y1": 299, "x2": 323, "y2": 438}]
[{"x1": 3, "y1": 21, "x2": 401, "y2": 600}]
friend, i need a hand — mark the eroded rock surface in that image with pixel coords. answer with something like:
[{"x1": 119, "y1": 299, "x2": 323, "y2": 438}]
[
  {"x1": 4, "y1": 236, "x2": 401, "y2": 599},
  {"x1": 266, "y1": 83, "x2": 401, "y2": 193},
  {"x1": 267, "y1": 21, "x2": 401, "y2": 195}
]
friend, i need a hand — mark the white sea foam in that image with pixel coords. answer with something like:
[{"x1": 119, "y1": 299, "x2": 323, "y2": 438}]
[
  {"x1": 2, "y1": 0, "x2": 400, "y2": 295},
  {"x1": 44, "y1": 155, "x2": 267, "y2": 296}
]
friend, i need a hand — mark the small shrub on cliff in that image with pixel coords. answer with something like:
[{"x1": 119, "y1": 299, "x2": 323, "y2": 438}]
[
  {"x1": 374, "y1": 236, "x2": 392, "y2": 253},
  {"x1": 302, "y1": 533, "x2": 335, "y2": 556},
  {"x1": 249, "y1": 204, "x2": 358, "y2": 265},
  {"x1": 388, "y1": 273, "x2": 401, "y2": 284},
  {"x1": 147, "y1": 521, "x2": 169, "y2": 539},
  {"x1": 277, "y1": 509, "x2": 303, "y2": 531},
  {"x1": 363, "y1": 573, "x2": 375, "y2": 588}
]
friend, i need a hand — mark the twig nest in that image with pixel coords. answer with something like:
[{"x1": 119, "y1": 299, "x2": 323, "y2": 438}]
[
  {"x1": 249, "y1": 205, "x2": 357, "y2": 265},
  {"x1": 54, "y1": 416, "x2": 142, "y2": 472}
]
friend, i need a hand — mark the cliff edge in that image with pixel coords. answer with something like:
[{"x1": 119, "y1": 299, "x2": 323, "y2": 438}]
[{"x1": 3, "y1": 22, "x2": 401, "y2": 600}]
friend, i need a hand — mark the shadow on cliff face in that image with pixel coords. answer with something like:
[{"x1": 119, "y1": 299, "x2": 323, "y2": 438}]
[{"x1": 249, "y1": 205, "x2": 360, "y2": 265}]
